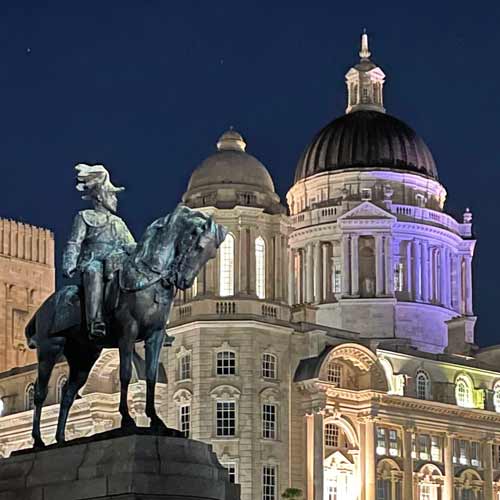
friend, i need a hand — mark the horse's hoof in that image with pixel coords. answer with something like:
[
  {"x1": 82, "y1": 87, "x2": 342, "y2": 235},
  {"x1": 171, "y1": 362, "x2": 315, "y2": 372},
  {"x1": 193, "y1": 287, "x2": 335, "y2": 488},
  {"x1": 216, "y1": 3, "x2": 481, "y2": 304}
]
[
  {"x1": 120, "y1": 416, "x2": 137, "y2": 430},
  {"x1": 33, "y1": 438, "x2": 45, "y2": 449}
]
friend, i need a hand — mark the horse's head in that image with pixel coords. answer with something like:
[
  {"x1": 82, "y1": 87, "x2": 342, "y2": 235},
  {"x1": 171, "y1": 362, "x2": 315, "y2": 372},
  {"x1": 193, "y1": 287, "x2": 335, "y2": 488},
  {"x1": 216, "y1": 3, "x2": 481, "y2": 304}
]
[
  {"x1": 132, "y1": 205, "x2": 227, "y2": 291},
  {"x1": 171, "y1": 207, "x2": 227, "y2": 290}
]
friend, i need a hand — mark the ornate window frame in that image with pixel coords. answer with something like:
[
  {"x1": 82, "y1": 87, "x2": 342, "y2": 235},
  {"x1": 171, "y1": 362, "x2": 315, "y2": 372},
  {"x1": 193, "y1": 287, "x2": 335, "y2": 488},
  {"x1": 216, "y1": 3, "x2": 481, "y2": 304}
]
[
  {"x1": 210, "y1": 384, "x2": 241, "y2": 439},
  {"x1": 176, "y1": 345, "x2": 192, "y2": 382},
  {"x1": 214, "y1": 341, "x2": 238, "y2": 377},
  {"x1": 25, "y1": 383, "x2": 35, "y2": 411},
  {"x1": 455, "y1": 373, "x2": 474, "y2": 408},
  {"x1": 415, "y1": 369, "x2": 432, "y2": 400}
]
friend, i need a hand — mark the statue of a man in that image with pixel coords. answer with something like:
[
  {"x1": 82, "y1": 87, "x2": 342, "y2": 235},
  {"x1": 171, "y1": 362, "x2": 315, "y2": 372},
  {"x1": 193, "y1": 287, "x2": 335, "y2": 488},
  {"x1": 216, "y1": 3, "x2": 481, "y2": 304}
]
[{"x1": 62, "y1": 164, "x2": 136, "y2": 339}]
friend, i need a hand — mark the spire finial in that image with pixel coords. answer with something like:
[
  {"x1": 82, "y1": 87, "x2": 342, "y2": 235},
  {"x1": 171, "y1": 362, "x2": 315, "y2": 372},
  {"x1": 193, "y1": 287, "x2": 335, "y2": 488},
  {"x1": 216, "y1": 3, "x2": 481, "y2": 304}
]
[{"x1": 359, "y1": 30, "x2": 371, "y2": 59}]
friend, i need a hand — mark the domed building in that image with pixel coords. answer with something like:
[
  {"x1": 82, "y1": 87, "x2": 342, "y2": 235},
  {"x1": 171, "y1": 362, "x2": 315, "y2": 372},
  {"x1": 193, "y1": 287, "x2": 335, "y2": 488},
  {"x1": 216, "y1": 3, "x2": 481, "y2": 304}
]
[{"x1": 1, "y1": 33, "x2": 500, "y2": 500}]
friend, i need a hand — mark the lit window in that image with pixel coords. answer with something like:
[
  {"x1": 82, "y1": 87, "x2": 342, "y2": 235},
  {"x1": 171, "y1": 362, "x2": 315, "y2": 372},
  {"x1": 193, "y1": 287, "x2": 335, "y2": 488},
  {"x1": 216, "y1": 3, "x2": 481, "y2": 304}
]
[
  {"x1": 388, "y1": 429, "x2": 399, "y2": 457},
  {"x1": 376, "y1": 427, "x2": 387, "y2": 456},
  {"x1": 217, "y1": 351, "x2": 236, "y2": 376},
  {"x1": 56, "y1": 375, "x2": 67, "y2": 404},
  {"x1": 420, "y1": 484, "x2": 431, "y2": 500},
  {"x1": 25, "y1": 383, "x2": 35, "y2": 411},
  {"x1": 459, "y1": 439, "x2": 469, "y2": 465},
  {"x1": 179, "y1": 353, "x2": 191, "y2": 380},
  {"x1": 179, "y1": 404, "x2": 190, "y2": 438},
  {"x1": 393, "y1": 262, "x2": 404, "y2": 292},
  {"x1": 332, "y1": 258, "x2": 342, "y2": 293},
  {"x1": 470, "y1": 441, "x2": 481, "y2": 467},
  {"x1": 221, "y1": 462, "x2": 238, "y2": 484},
  {"x1": 494, "y1": 382, "x2": 500, "y2": 413},
  {"x1": 327, "y1": 362, "x2": 342, "y2": 385},
  {"x1": 453, "y1": 439, "x2": 460, "y2": 464},
  {"x1": 262, "y1": 404, "x2": 277, "y2": 440},
  {"x1": 216, "y1": 401, "x2": 236, "y2": 437},
  {"x1": 456, "y1": 375, "x2": 473, "y2": 408},
  {"x1": 416, "y1": 371, "x2": 431, "y2": 400},
  {"x1": 255, "y1": 237, "x2": 266, "y2": 299},
  {"x1": 219, "y1": 233, "x2": 235, "y2": 297},
  {"x1": 325, "y1": 423, "x2": 339, "y2": 447},
  {"x1": 262, "y1": 465, "x2": 277, "y2": 500},
  {"x1": 262, "y1": 353, "x2": 277, "y2": 379},
  {"x1": 191, "y1": 276, "x2": 198, "y2": 298}
]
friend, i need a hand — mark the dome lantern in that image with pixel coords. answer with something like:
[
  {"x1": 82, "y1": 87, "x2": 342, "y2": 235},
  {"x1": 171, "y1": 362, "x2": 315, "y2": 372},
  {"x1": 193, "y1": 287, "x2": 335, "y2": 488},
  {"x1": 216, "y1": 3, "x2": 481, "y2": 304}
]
[{"x1": 345, "y1": 31, "x2": 386, "y2": 114}]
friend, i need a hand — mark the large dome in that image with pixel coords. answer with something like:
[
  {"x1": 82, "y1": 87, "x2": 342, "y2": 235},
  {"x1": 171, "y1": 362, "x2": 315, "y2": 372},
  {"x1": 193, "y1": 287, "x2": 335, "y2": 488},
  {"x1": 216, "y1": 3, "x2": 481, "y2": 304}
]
[
  {"x1": 187, "y1": 130, "x2": 275, "y2": 194},
  {"x1": 294, "y1": 110, "x2": 438, "y2": 183}
]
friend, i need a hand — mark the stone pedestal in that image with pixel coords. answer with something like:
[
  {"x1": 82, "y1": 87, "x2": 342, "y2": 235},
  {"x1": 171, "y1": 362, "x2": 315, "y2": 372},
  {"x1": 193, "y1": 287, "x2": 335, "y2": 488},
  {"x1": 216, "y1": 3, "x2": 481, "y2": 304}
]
[{"x1": 0, "y1": 428, "x2": 239, "y2": 500}]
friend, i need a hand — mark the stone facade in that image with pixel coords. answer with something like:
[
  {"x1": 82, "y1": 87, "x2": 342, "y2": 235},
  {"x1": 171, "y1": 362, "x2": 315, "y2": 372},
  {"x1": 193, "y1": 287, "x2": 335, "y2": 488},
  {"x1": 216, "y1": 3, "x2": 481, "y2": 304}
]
[{"x1": 0, "y1": 33, "x2": 497, "y2": 500}]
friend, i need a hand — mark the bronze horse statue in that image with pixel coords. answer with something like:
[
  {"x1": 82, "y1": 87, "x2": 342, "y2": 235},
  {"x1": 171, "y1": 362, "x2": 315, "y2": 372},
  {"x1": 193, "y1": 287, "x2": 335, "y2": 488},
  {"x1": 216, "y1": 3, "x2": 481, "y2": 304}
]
[{"x1": 25, "y1": 205, "x2": 226, "y2": 447}]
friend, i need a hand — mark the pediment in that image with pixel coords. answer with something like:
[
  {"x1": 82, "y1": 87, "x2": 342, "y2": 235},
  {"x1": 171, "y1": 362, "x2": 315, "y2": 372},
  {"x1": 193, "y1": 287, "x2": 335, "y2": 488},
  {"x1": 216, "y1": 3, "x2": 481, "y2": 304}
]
[
  {"x1": 324, "y1": 450, "x2": 355, "y2": 467},
  {"x1": 338, "y1": 201, "x2": 395, "y2": 221}
]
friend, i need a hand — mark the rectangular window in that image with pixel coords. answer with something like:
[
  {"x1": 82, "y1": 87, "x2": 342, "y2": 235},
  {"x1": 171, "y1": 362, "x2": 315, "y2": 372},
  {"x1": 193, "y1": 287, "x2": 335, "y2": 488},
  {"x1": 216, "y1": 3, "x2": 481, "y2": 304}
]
[
  {"x1": 325, "y1": 423, "x2": 339, "y2": 447},
  {"x1": 327, "y1": 363, "x2": 342, "y2": 385},
  {"x1": 221, "y1": 462, "x2": 238, "y2": 484},
  {"x1": 333, "y1": 259, "x2": 342, "y2": 293},
  {"x1": 376, "y1": 427, "x2": 387, "y2": 456},
  {"x1": 262, "y1": 353, "x2": 277, "y2": 379},
  {"x1": 262, "y1": 404, "x2": 277, "y2": 440},
  {"x1": 471, "y1": 441, "x2": 481, "y2": 467},
  {"x1": 393, "y1": 262, "x2": 404, "y2": 292},
  {"x1": 361, "y1": 188, "x2": 372, "y2": 200},
  {"x1": 216, "y1": 401, "x2": 236, "y2": 437},
  {"x1": 419, "y1": 434, "x2": 431, "y2": 460},
  {"x1": 388, "y1": 429, "x2": 399, "y2": 457},
  {"x1": 262, "y1": 465, "x2": 277, "y2": 500},
  {"x1": 431, "y1": 436, "x2": 442, "y2": 462},
  {"x1": 179, "y1": 354, "x2": 191, "y2": 380},
  {"x1": 179, "y1": 404, "x2": 190, "y2": 438},
  {"x1": 459, "y1": 440, "x2": 469, "y2": 465},
  {"x1": 453, "y1": 439, "x2": 460, "y2": 464},
  {"x1": 217, "y1": 351, "x2": 236, "y2": 375}
]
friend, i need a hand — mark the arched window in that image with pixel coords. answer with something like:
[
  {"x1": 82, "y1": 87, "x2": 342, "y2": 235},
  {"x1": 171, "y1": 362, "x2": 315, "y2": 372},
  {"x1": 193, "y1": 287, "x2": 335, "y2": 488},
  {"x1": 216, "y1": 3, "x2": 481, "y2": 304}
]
[
  {"x1": 25, "y1": 383, "x2": 35, "y2": 411},
  {"x1": 255, "y1": 236, "x2": 266, "y2": 299},
  {"x1": 416, "y1": 371, "x2": 431, "y2": 400},
  {"x1": 455, "y1": 375, "x2": 474, "y2": 408},
  {"x1": 219, "y1": 233, "x2": 235, "y2": 297},
  {"x1": 494, "y1": 382, "x2": 500, "y2": 413},
  {"x1": 56, "y1": 375, "x2": 67, "y2": 404}
]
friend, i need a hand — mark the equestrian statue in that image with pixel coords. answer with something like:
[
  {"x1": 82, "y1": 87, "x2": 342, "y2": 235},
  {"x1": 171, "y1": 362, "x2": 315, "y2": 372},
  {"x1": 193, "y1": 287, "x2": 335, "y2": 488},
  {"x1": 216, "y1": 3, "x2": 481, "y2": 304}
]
[{"x1": 25, "y1": 164, "x2": 227, "y2": 448}]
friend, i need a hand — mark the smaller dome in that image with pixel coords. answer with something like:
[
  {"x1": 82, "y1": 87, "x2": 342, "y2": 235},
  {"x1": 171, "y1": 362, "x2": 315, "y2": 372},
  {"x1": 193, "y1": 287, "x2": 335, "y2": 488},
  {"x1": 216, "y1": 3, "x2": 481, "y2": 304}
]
[{"x1": 186, "y1": 129, "x2": 276, "y2": 193}]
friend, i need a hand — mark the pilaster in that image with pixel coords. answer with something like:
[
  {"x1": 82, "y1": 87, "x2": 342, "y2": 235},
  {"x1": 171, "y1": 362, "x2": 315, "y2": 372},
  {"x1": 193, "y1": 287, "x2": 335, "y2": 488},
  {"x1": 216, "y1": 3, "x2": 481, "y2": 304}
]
[{"x1": 351, "y1": 235, "x2": 360, "y2": 297}]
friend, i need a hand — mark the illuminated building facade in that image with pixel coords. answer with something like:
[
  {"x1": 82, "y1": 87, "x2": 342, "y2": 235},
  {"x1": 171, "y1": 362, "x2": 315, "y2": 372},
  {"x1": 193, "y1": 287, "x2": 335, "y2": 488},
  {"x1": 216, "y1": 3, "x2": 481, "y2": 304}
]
[{"x1": 0, "y1": 33, "x2": 499, "y2": 500}]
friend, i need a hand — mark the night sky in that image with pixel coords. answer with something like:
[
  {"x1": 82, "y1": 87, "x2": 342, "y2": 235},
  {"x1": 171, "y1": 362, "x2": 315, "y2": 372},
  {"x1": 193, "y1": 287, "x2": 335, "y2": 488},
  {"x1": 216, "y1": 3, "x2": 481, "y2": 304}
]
[{"x1": 0, "y1": 2, "x2": 498, "y2": 346}]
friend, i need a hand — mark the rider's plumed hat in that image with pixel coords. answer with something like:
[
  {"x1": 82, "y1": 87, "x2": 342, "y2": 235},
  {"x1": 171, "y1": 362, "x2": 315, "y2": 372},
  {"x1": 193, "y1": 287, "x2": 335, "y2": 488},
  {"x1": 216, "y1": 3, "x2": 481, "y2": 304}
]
[{"x1": 75, "y1": 164, "x2": 125, "y2": 200}]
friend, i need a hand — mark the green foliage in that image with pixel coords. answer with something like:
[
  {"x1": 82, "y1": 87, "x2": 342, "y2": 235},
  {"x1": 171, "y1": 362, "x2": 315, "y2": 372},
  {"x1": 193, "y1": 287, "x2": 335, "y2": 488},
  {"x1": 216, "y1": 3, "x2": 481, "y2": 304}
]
[{"x1": 281, "y1": 487, "x2": 303, "y2": 499}]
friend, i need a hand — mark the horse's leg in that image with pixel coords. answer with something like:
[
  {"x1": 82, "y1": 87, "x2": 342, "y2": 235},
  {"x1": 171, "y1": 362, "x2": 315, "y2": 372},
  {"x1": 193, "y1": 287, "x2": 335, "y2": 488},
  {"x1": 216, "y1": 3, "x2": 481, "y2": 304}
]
[
  {"x1": 32, "y1": 342, "x2": 62, "y2": 448},
  {"x1": 145, "y1": 330, "x2": 168, "y2": 431},
  {"x1": 55, "y1": 348, "x2": 99, "y2": 444},
  {"x1": 118, "y1": 333, "x2": 137, "y2": 429}
]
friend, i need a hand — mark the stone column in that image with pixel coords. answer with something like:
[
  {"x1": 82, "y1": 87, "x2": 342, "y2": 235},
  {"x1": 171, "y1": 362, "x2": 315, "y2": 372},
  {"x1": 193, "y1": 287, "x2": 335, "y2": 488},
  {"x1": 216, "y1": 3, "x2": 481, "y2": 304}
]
[
  {"x1": 288, "y1": 249, "x2": 295, "y2": 306},
  {"x1": 322, "y1": 243, "x2": 331, "y2": 302},
  {"x1": 421, "y1": 240, "x2": 430, "y2": 303},
  {"x1": 483, "y1": 439, "x2": 494, "y2": 500},
  {"x1": 402, "y1": 428, "x2": 414, "y2": 500},
  {"x1": 341, "y1": 234, "x2": 351, "y2": 297},
  {"x1": 384, "y1": 235, "x2": 393, "y2": 295},
  {"x1": 464, "y1": 255, "x2": 473, "y2": 315},
  {"x1": 413, "y1": 240, "x2": 422, "y2": 301},
  {"x1": 440, "y1": 247, "x2": 448, "y2": 307},
  {"x1": 351, "y1": 235, "x2": 359, "y2": 297},
  {"x1": 239, "y1": 228, "x2": 248, "y2": 294},
  {"x1": 305, "y1": 412, "x2": 324, "y2": 500},
  {"x1": 443, "y1": 434, "x2": 454, "y2": 500},
  {"x1": 405, "y1": 240, "x2": 412, "y2": 299},
  {"x1": 313, "y1": 241, "x2": 322, "y2": 303},
  {"x1": 454, "y1": 254, "x2": 463, "y2": 314},
  {"x1": 364, "y1": 418, "x2": 376, "y2": 500},
  {"x1": 306, "y1": 244, "x2": 314, "y2": 303},
  {"x1": 375, "y1": 235, "x2": 384, "y2": 297}
]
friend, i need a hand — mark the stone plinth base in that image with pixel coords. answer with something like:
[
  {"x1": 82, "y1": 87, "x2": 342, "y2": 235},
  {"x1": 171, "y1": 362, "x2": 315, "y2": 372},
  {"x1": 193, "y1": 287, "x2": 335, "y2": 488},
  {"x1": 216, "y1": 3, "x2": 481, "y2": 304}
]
[{"x1": 0, "y1": 428, "x2": 239, "y2": 500}]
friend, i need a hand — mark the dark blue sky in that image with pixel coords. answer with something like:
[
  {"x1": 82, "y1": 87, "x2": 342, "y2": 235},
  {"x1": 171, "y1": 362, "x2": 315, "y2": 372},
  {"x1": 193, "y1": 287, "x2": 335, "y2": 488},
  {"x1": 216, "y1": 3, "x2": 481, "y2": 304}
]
[{"x1": 0, "y1": 2, "x2": 498, "y2": 346}]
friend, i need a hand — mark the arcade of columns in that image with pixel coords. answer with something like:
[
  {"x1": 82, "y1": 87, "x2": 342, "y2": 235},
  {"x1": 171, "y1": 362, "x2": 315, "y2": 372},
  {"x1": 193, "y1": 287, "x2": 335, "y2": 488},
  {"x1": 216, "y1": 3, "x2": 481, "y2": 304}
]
[{"x1": 288, "y1": 231, "x2": 473, "y2": 316}]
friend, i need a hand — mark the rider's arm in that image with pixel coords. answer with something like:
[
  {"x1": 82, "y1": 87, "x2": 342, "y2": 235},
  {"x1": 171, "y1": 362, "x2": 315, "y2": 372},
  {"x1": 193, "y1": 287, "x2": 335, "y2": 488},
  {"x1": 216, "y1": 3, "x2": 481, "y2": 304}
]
[{"x1": 62, "y1": 213, "x2": 87, "y2": 277}]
